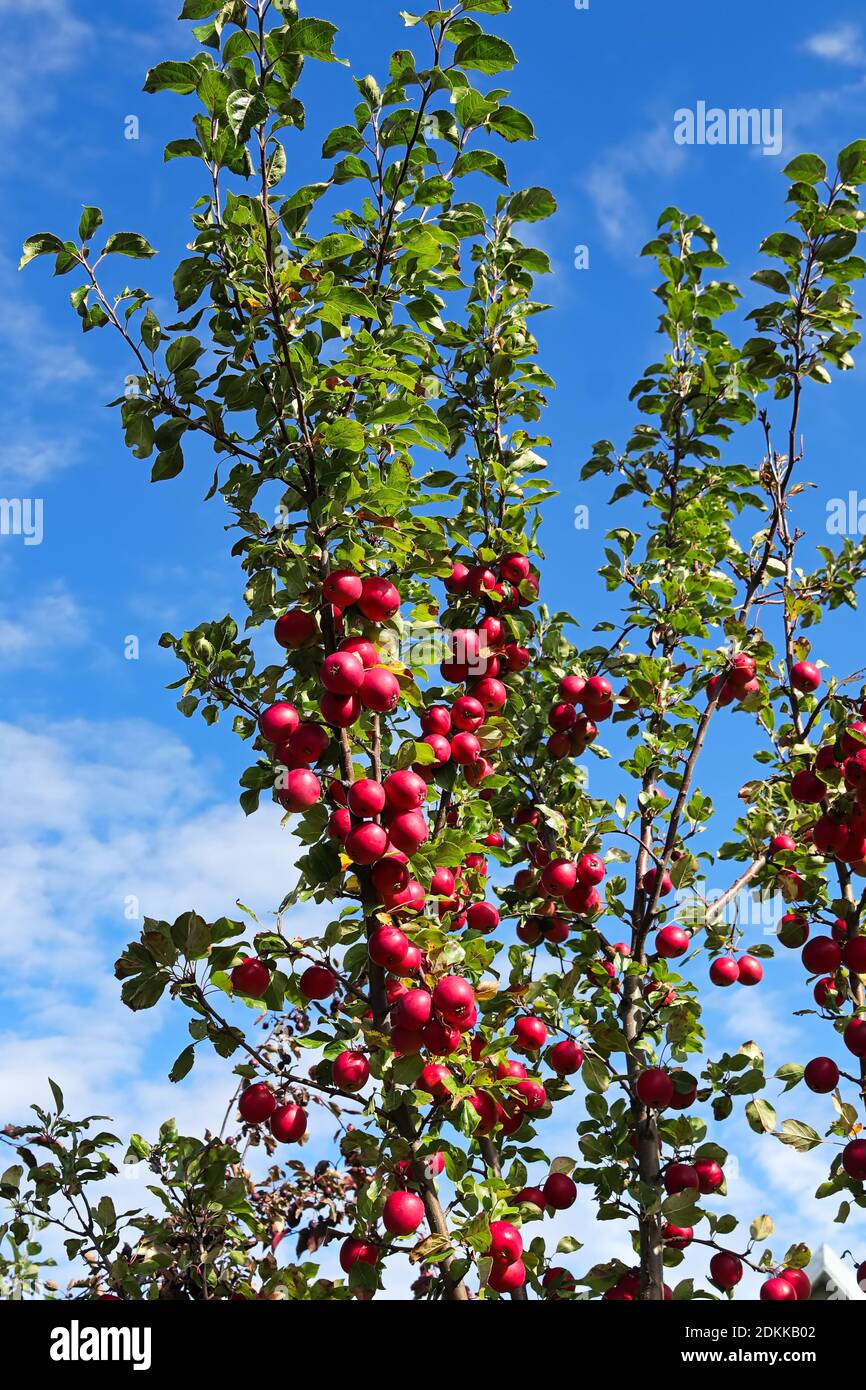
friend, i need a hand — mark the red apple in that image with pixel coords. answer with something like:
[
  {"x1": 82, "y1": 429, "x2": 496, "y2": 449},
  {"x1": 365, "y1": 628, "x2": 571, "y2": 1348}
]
[
  {"x1": 238, "y1": 1083, "x2": 276, "y2": 1124},
  {"x1": 761, "y1": 1276, "x2": 797, "y2": 1301},
  {"x1": 360, "y1": 666, "x2": 401, "y2": 713},
  {"x1": 383, "y1": 1190, "x2": 424, "y2": 1236},
  {"x1": 432, "y1": 975, "x2": 475, "y2": 1026},
  {"x1": 804, "y1": 1057, "x2": 840, "y2": 1093},
  {"x1": 549, "y1": 1039, "x2": 583, "y2": 1075},
  {"x1": 259, "y1": 701, "x2": 299, "y2": 744},
  {"x1": 276, "y1": 768, "x2": 322, "y2": 813},
  {"x1": 543, "y1": 1172, "x2": 577, "y2": 1210},
  {"x1": 323, "y1": 568, "x2": 362, "y2": 610},
  {"x1": 333, "y1": 1050, "x2": 370, "y2": 1092},
  {"x1": 656, "y1": 924, "x2": 690, "y2": 959},
  {"x1": 346, "y1": 822, "x2": 389, "y2": 865},
  {"x1": 299, "y1": 965, "x2": 337, "y2": 1000},
  {"x1": 513, "y1": 1015, "x2": 547, "y2": 1052},
  {"x1": 369, "y1": 925, "x2": 410, "y2": 972},
  {"x1": 231, "y1": 957, "x2": 270, "y2": 998},
  {"x1": 321, "y1": 650, "x2": 365, "y2": 695},
  {"x1": 843, "y1": 1140, "x2": 866, "y2": 1181},
  {"x1": 710, "y1": 1252, "x2": 743, "y2": 1289},
  {"x1": 275, "y1": 609, "x2": 316, "y2": 649},
  {"x1": 358, "y1": 577, "x2": 400, "y2": 623},
  {"x1": 339, "y1": 1237, "x2": 378, "y2": 1274},
  {"x1": 270, "y1": 1104, "x2": 307, "y2": 1143},
  {"x1": 636, "y1": 1068, "x2": 675, "y2": 1109},
  {"x1": 710, "y1": 957, "x2": 740, "y2": 987},
  {"x1": 791, "y1": 660, "x2": 821, "y2": 693},
  {"x1": 737, "y1": 954, "x2": 763, "y2": 986}
]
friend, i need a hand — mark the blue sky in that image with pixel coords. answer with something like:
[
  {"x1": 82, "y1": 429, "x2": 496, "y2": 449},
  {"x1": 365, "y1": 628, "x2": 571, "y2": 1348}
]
[{"x1": 4, "y1": 0, "x2": 866, "y2": 1296}]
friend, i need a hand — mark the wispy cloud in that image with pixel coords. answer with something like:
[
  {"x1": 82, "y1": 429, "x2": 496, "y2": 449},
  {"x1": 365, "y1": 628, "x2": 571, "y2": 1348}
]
[
  {"x1": 803, "y1": 23, "x2": 866, "y2": 68},
  {"x1": 0, "y1": 584, "x2": 89, "y2": 668},
  {"x1": 583, "y1": 121, "x2": 686, "y2": 251},
  {"x1": 0, "y1": 0, "x2": 91, "y2": 135}
]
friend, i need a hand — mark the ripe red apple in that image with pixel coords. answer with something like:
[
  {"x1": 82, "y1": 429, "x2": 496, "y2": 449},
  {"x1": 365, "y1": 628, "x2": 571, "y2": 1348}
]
[
  {"x1": 549, "y1": 1039, "x2": 583, "y2": 1075},
  {"x1": 388, "y1": 810, "x2": 429, "y2": 856},
  {"x1": 791, "y1": 660, "x2": 821, "y2": 693},
  {"x1": 844, "y1": 936, "x2": 866, "y2": 974},
  {"x1": 513, "y1": 1015, "x2": 547, "y2": 1051},
  {"x1": 669, "y1": 1071, "x2": 698, "y2": 1110},
  {"x1": 642, "y1": 866, "x2": 673, "y2": 896},
  {"x1": 488, "y1": 1259, "x2": 526, "y2": 1293},
  {"x1": 328, "y1": 807, "x2": 351, "y2": 842},
  {"x1": 333, "y1": 1050, "x2": 370, "y2": 1092},
  {"x1": 346, "y1": 822, "x2": 389, "y2": 865},
  {"x1": 549, "y1": 701, "x2": 577, "y2": 732},
  {"x1": 575, "y1": 853, "x2": 605, "y2": 886},
  {"x1": 695, "y1": 1159, "x2": 724, "y2": 1194},
  {"x1": 466, "y1": 901, "x2": 500, "y2": 933},
  {"x1": 664, "y1": 1163, "x2": 700, "y2": 1196},
  {"x1": 358, "y1": 577, "x2": 400, "y2": 623},
  {"x1": 360, "y1": 666, "x2": 401, "y2": 713},
  {"x1": 384, "y1": 769, "x2": 427, "y2": 811},
  {"x1": 844, "y1": 1018, "x2": 866, "y2": 1057},
  {"x1": 372, "y1": 855, "x2": 410, "y2": 897},
  {"x1": 452, "y1": 695, "x2": 485, "y2": 732},
  {"x1": 710, "y1": 1252, "x2": 743, "y2": 1289},
  {"x1": 663, "y1": 1224, "x2": 693, "y2": 1250},
  {"x1": 270, "y1": 1104, "x2": 307, "y2": 1143},
  {"x1": 347, "y1": 778, "x2": 386, "y2": 819},
  {"x1": 383, "y1": 1190, "x2": 424, "y2": 1236},
  {"x1": 710, "y1": 957, "x2": 740, "y2": 987},
  {"x1": 500, "y1": 553, "x2": 531, "y2": 584},
  {"x1": 783, "y1": 1267, "x2": 812, "y2": 1300},
  {"x1": 636, "y1": 1068, "x2": 675, "y2": 1109},
  {"x1": 428, "y1": 869, "x2": 456, "y2": 903},
  {"x1": 542, "y1": 1267, "x2": 576, "y2": 1299},
  {"x1": 541, "y1": 858, "x2": 578, "y2": 897},
  {"x1": 802, "y1": 937, "x2": 843, "y2": 975},
  {"x1": 656, "y1": 924, "x2": 689, "y2": 959},
  {"x1": 259, "y1": 701, "x2": 299, "y2": 744},
  {"x1": 815, "y1": 977, "x2": 844, "y2": 1010},
  {"x1": 276, "y1": 768, "x2": 322, "y2": 813},
  {"x1": 804, "y1": 1057, "x2": 840, "y2": 1093},
  {"x1": 790, "y1": 769, "x2": 827, "y2": 805},
  {"x1": 421, "y1": 705, "x2": 452, "y2": 737},
  {"x1": 515, "y1": 1186, "x2": 546, "y2": 1211},
  {"x1": 418, "y1": 1062, "x2": 452, "y2": 1100},
  {"x1": 843, "y1": 1140, "x2": 866, "y2": 1181},
  {"x1": 471, "y1": 677, "x2": 507, "y2": 713},
  {"x1": 560, "y1": 674, "x2": 586, "y2": 703},
  {"x1": 238, "y1": 1083, "x2": 276, "y2": 1124},
  {"x1": 298, "y1": 964, "x2": 336, "y2": 1001},
  {"x1": 445, "y1": 561, "x2": 470, "y2": 594},
  {"x1": 737, "y1": 954, "x2": 763, "y2": 986},
  {"x1": 769, "y1": 833, "x2": 797, "y2": 854},
  {"x1": 275, "y1": 609, "x2": 316, "y2": 649},
  {"x1": 433, "y1": 975, "x2": 475, "y2": 1026},
  {"x1": 323, "y1": 568, "x2": 362, "y2": 609},
  {"x1": 514, "y1": 1078, "x2": 546, "y2": 1111},
  {"x1": 369, "y1": 925, "x2": 409, "y2": 972},
  {"x1": 319, "y1": 690, "x2": 360, "y2": 728},
  {"x1": 470, "y1": 1090, "x2": 498, "y2": 1135},
  {"x1": 489, "y1": 1220, "x2": 523, "y2": 1266},
  {"x1": 321, "y1": 650, "x2": 365, "y2": 695},
  {"x1": 760, "y1": 1276, "x2": 797, "y2": 1301},
  {"x1": 421, "y1": 1019, "x2": 460, "y2": 1055},
  {"x1": 778, "y1": 912, "x2": 809, "y2": 949},
  {"x1": 339, "y1": 1237, "x2": 378, "y2": 1274},
  {"x1": 451, "y1": 731, "x2": 481, "y2": 765},
  {"x1": 283, "y1": 721, "x2": 330, "y2": 764},
  {"x1": 393, "y1": 987, "x2": 433, "y2": 1031},
  {"x1": 543, "y1": 1172, "x2": 577, "y2": 1210},
  {"x1": 231, "y1": 957, "x2": 271, "y2": 998}
]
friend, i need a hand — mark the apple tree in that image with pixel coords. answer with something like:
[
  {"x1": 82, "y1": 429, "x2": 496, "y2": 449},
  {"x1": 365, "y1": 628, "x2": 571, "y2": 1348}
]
[{"x1": 6, "y1": 0, "x2": 866, "y2": 1303}]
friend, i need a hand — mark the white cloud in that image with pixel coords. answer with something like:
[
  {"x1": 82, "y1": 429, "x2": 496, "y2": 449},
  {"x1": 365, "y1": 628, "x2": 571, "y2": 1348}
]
[
  {"x1": 0, "y1": 584, "x2": 89, "y2": 667},
  {"x1": 803, "y1": 23, "x2": 865, "y2": 68},
  {"x1": 583, "y1": 122, "x2": 686, "y2": 251},
  {"x1": 0, "y1": 0, "x2": 90, "y2": 135}
]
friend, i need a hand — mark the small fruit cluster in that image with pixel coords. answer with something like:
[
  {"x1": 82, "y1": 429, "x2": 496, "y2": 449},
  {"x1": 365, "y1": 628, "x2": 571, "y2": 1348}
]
[
  {"x1": 546, "y1": 672, "x2": 614, "y2": 761},
  {"x1": 709, "y1": 1253, "x2": 812, "y2": 1301}
]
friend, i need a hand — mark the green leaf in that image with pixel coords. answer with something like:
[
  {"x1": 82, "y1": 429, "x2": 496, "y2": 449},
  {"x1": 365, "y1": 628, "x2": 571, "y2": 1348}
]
[
  {"x1": 79, "y1": 207, "x2": 103, "y2": 243},
  {"x1": 509, "y1": 186, "x2": 557, "y2": 223},
  {"x1": 750, "y1": 1214, "x2": 774, "y2": 1241},
  {"x1": 169, "y1": 1045, "x2": 196, "y2": 1083},
  {"x1": 745, "y1": 1098, "x2": 776, "y2": 1134},
  {"x1": 226, "y1": 91, "x2": 269, "y2": 142},
  {"x1": 19, "y1": 232, "x2": 64, "y2": 269},
  {"x1": 782, "y1": 153, "x2": 826, "y2": 184},
  {"x1": 102, "y1": 232, "x2": 157, "y2": 260},
  {"x1": 285, "y1": 17, "x2": 342, "y2": 62},
  {"x1": 164, "y1": 138, "x2": 202, "y2": 162},
  {"x1": 322, "y1": 419, "x2": 365, "y2": 452},
  {"x1": 143, "y1": 61, "x2": 200, "y2": 95},
  {"x1": 778, "y1": 1119, "x2": 822, "y2": 1152},
  {"x1": 151, "y1": 445, "x2": 184, "y2": 482},
  {"x1": 48, "y1": 1078, "x2": 64, "y2": 1113},
  {"x1": 453, "y1": 33, "x2": 516, "y2": 74},
  {"x1": 166, "y1": 335, "x2": 204, "y2": 373}
]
